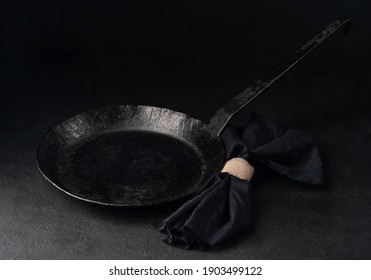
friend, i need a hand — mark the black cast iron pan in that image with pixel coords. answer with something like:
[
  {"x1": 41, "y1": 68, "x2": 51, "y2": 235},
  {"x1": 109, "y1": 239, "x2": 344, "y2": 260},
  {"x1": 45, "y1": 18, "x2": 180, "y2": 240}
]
[{"x1": 37, "y1": 17, "x2": 350, "y2": 206}]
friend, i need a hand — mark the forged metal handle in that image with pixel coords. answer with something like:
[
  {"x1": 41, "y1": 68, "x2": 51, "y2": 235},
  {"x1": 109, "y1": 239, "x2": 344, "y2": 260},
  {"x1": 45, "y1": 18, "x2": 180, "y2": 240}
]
[{"x1": 208, "y1": 16, "x2": 351, "y2": 136}]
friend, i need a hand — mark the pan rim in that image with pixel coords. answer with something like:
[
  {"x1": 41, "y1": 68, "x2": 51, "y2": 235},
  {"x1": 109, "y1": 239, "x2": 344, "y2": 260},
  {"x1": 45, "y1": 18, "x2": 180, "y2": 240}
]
[{"x1": 36, "y1": 104, "x2": 222, "y2": 207}]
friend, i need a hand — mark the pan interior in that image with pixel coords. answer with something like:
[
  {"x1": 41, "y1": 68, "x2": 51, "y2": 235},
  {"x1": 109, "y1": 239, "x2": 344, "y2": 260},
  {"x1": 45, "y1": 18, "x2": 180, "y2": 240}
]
[
  {"x1": 37, "y1": 105, "x2": 224, "y2": 206},
  {"x1": 50, "y1": 130, "x2": 205, "y2": 205}
]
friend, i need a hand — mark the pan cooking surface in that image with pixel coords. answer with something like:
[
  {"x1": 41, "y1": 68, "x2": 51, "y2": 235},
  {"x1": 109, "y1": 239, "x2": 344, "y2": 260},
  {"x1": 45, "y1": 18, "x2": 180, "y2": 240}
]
[
  {"x1": 37, "y1": 105, "x2": 225, "y2": 206},
  {"x1": 54, "y1": 131, "x2": 205, "y2": 205}
]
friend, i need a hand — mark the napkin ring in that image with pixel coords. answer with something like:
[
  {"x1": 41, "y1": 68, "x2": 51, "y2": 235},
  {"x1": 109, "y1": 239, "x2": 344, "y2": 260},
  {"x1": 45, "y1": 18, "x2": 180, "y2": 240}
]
[{"x1": 221, "y1": 157, "x2": 254, "y2": 181}]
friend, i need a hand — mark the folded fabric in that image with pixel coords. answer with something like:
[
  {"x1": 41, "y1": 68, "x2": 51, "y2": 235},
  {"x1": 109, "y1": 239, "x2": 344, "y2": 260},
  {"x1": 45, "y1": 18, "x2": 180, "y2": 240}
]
[{"x1": 156, "y1": 114, "x2": 324, "y2": 250}]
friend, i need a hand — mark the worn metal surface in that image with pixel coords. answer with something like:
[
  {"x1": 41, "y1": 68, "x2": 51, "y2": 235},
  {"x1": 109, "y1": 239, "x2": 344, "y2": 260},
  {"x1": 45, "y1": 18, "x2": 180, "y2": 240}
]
[{"x1": 37, "y1": 105, "x2": 224, "y2": 206}]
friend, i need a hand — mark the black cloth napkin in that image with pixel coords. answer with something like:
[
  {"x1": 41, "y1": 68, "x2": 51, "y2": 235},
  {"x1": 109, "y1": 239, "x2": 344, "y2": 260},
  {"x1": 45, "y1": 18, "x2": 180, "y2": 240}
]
[{"x1": 156, "y1": 114, "x2": 324, "y2": 250}]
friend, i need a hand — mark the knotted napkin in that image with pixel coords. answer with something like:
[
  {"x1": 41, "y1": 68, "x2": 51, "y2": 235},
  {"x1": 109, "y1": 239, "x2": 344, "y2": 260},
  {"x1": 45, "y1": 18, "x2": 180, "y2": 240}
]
[{"x1": 156, "y1": 114, "x2": 324, "y2": 250}]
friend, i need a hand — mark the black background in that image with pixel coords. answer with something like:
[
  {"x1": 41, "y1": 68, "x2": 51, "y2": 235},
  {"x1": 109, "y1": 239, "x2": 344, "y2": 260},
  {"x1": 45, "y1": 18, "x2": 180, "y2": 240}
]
[{"x1": 1, "y1": 0, "x2": 371, "y2": 259}]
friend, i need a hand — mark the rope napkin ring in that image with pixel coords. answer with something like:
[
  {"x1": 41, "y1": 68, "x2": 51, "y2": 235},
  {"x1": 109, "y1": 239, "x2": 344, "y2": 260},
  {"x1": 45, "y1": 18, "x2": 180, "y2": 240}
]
[{"x1": 221, "y1": 157, "x2": 254, "y2": 181}]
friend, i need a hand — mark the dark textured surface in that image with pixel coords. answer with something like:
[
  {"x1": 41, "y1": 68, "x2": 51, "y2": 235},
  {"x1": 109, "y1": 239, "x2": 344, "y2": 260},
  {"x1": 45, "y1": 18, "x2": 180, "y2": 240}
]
[
  {"x1": 3, "y1": 53, "x2": 371, "y2": 258},
  {"x1": 37, "y1": 105, "x2": 224, "y2": 206},
  {"x1": 1, "y1": 0, "x2": 371, "y2": 259}
]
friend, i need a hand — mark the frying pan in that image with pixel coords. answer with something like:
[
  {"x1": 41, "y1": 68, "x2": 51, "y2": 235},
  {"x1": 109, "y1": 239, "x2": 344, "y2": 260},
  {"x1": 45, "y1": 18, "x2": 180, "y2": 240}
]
[{"x1": 37, "y1": 17, "x2": 350, "y2": 206}]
